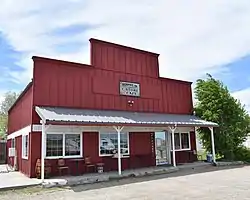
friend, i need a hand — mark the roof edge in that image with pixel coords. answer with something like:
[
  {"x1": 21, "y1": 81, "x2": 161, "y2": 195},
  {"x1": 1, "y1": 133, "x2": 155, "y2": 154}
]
[
  {"x1": 32, "y1": 56, "x2": 93, "y2": 68},
  {"x1": 8, "y1": 81, "x2": 33, "y2": 113},
  {"x1": 159, "y1": 76, "x2": 193, "y2": 84},
  {"x1": 89, "y1": 38, "x2": 160, "y2": 57},
  {"x1": 46, "y1": 120, "x2": 219, "y2": 128}
]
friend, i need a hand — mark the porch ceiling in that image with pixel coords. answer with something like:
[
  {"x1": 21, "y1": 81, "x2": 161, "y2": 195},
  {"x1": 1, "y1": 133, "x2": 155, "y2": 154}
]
[{"x1": 35, "y1": 106, "x2": 218, "y2": 127}]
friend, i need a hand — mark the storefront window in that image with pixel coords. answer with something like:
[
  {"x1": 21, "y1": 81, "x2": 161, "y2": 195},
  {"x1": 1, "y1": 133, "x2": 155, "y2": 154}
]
[
  {"x1": 46, "y1": 134, "x2": 63, "y2": 157},
  {"x1": 22, "y1": 134, "x2": 29, "y2": 159},
  {"x1": 181, "y1": 133, "x2": 189, "y2": 149},
  {"x1": 171, "y1": 132, "x2": 190, "y2": 150},
  {"x1": 11, "y1": 138, "x2": 15, "y2": 148},
  {"x1": 46, "y1": 133, "x2": 82, "y2": 158},
  {"x1": 99, "y1": 132, "x2": 129, "y2": 156},
  {"x1": 65, "y1": 134, "x2": 81, "y2": 156},
  {"x1": 174, "y1": 133, "x2": 180, "y2": 150}
]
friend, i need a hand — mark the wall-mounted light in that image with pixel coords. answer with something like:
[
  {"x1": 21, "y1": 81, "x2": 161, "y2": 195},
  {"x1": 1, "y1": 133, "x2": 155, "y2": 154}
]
[{"x1": 128, "y1": 100, "x2": 134, "y2": 107}]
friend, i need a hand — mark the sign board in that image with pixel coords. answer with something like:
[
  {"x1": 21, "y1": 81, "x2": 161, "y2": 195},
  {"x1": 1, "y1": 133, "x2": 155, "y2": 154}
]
[
  {"x1": 8, "y1": 148, "x2": 15, "y2": 157},
  {"x1": 120, "y1": 81, "x2": 140, "y2": 97}
]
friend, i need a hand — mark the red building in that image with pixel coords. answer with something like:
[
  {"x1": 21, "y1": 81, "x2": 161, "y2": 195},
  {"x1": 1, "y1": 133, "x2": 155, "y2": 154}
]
[{"x1": 7, "y1": 38, "x2": 218, "y2": 180}]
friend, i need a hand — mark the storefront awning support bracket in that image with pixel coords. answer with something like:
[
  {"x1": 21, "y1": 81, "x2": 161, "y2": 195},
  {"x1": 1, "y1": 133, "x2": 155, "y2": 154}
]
[
  {"x1": 168, "y1": 124, "x2": 177, "y2": 167},
  {"x1": 208, "y1": 127, "x2": 216, "y2": 163},
  {"x1": 113, "y1": 126, "x2": 124, "y2": 175}
]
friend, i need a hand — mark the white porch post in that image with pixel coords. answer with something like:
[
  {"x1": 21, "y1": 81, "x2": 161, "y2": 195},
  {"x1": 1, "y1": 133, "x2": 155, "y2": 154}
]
[
  {"x1": 168, "y1": 124, "x2": 177, "y2": 167},
  {"x1": 41, "y1": 120, "x2": 46, "y2": 182},
  {"x1": 194, "y1": 127, "x2": 200, "y2": 153},
  {"x1": 209, "y1": 127, "x2": 216, "y2": 163},
  {"x1": 113, "y1": 126, "x2": 124, "y2": 175}
]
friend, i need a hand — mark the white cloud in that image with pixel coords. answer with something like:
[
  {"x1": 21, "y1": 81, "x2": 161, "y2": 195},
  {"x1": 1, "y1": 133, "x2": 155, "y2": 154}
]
[
  {"x1": 0, "y1": 0, "x2": 250, "y2": 88},
  {"x1": 232, "y1": 88, "x2": 250, "y2": 113}
]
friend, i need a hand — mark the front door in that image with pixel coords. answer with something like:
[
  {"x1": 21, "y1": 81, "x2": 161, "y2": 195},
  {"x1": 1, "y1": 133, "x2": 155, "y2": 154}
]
[{"x1": 155, "y1": 132, "x2": 170, "y2": 165}]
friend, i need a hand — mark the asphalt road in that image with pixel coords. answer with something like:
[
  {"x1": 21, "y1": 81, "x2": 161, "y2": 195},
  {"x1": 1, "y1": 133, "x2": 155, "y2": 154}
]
[{"x1": 1, "y1": 165, "x2": 250, "y2": 200}]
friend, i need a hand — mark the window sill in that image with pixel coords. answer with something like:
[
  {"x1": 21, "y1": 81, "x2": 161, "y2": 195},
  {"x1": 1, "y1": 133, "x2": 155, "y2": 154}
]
[
  {"x1": 45, "y1": 155, "x2": 82, "y2": 159},
  {"x1": 22, "y1": 156, "x2": 28, "y2": 160},
  {"x1": 99, "y1": 154, "x2": 130, "y2": 158},
  {"x1": 171, "y1": 148, "x2": 191, "y2": 152},
  {"x1": 112, "y1": 155, "x2": 130, "y2": 158}
]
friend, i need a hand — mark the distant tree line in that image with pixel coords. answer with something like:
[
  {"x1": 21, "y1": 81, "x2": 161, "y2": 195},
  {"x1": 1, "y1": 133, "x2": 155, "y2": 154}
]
[{"x1": 0, "y1": 92, "x2": 19, "y2": 139}]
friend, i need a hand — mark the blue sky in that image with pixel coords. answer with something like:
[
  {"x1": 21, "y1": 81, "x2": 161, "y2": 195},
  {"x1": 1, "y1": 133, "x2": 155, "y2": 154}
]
[{"x1": 0, "y1": 0, "x2": 250, "y2": 112}]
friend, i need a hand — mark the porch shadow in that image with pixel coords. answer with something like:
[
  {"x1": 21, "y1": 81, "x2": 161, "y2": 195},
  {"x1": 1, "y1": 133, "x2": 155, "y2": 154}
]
[{"x1": 69, "y1": 163, "x2": 247, "y2": 193}]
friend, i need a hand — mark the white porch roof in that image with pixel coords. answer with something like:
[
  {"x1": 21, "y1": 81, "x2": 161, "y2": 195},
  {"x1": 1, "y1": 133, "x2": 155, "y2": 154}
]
[{"x1": 35, "y1": 106, "x2": 218, "y2": 127}]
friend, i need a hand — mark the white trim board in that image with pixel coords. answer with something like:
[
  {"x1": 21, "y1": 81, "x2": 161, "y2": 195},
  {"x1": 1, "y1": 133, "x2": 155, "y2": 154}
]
[
  {"x1": 7, "y1": 124, "x2": 195, "y2": 139},
  {"x1": 32, "y1": 124, "x2": 194, "y2": 133},
  {"x1": 7, "y1": 125, "x2": 32, "y2": 140}
]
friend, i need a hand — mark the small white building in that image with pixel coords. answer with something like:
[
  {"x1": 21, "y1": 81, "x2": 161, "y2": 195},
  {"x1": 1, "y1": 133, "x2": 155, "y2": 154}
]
[{"x1": 243, "y1": 135, "x2": 250, "y2": 148}]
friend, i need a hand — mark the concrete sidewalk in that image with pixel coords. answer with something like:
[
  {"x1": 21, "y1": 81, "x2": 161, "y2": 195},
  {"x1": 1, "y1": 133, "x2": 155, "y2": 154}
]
[
  {"x1": 0, "y1": 164, "x2": 9, "y2": 173},
  {"x1": 0, "y1": 165, "x2": 41, "y2": 191}
]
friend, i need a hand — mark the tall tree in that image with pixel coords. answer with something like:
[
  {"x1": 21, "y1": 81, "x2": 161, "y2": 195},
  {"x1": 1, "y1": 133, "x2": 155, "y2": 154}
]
[
  {"x1": 0, "y1": 92, "x2": 19, "y2": 139},
  {"x1": 194, "y1": 74, "x2": 250, "y2": 159},
  {"x1": 0, "y1": 91, "x2": 19, "y2": 115}
]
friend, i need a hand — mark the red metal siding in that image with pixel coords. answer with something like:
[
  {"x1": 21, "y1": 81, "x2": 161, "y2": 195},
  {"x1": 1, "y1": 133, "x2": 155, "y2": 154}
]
[
  {"x1": 83, "y1": 132, "x2": 100, "y2": 163},
  {"x1": 15, "y1": 135, "x2": 30, "y2": 176},
  {"x1": 30, "y1": 132, "x2": 41, "y2": 178},
  {"x1": 8, "y1": 85, "x2": 33, "y2": 134},
  {"x1": 32, "y1": 58, "x2": 193, "y2": 117},
  {"x1": 29, "y1": 132, "x2": 156, "y2": 177}
]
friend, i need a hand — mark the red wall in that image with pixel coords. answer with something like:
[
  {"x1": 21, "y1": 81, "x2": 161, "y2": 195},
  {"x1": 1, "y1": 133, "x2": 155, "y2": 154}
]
[
  {"x1": 29, "y1": 132, "x2": 156, "y2": 177},
  {"x1": 11, "y1": 135, "x2": 30, "y2": 176},
  {"x1": 8, "y1": 84, "x2": 33, "y2": 134},
  {"x1": 32, "y1": 39, "x2": 193, "y2": 123},
  {"x1": 29, "y1": 132, "x2": 41, "y2": 177},
  {"x1": 90, "y1": 38, "x2": 160, "y2": 78},
  {"x1": 28, "y1": 131, "x2": 197, "y2": 178}
]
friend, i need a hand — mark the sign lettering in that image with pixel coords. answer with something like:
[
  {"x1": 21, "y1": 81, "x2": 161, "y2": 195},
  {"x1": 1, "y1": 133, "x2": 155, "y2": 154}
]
[{"x1": 120, "y1": 81, "x2": 140, "y2": 97}]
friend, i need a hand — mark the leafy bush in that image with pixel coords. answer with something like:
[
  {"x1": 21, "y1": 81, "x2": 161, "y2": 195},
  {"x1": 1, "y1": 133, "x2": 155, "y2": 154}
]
[{"x1": 233, "y1": 146, "x2": 250, "y2": 162}]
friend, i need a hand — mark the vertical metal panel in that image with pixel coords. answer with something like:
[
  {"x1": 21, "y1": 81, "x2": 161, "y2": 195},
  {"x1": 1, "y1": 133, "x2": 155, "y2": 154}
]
[
  {"x1": 83, "y1": 132, "x2": 99, "y2": 162},
  {"x1": 8, "y1": 85, "x2": 33, "y2": 134},
  {"x1": 15, "y1": 135, "x2": 30, "y2": 177},
  {"x1": 30, "y1": 132, "x2": 41, "y2": 178},
  {"x1": 90, "y1": 39, "x2": 159, "y2": 78},
  {"x1": 33, "y1": 45, "x2": 193, "y2": 115}
]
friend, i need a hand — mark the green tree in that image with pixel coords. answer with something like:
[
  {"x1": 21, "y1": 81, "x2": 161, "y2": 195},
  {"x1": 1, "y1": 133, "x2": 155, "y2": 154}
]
[
  {"x1": 194, "y1": 74, "x2": 250, "y2": 160},
  {"x1": 0, "y1": 92, "x2": 19, "y2": 139}
]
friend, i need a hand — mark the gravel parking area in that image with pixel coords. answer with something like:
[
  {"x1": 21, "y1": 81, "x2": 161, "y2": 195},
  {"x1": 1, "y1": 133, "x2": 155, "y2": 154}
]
[{"x1": 1, "y1": 165, "x2": 250, "y2": 200}]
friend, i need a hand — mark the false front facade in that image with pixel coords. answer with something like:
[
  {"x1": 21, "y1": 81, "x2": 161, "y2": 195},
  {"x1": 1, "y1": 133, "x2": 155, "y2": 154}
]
[{"x1": 7, "y1": 38, "x2": 217, "y2": 179}]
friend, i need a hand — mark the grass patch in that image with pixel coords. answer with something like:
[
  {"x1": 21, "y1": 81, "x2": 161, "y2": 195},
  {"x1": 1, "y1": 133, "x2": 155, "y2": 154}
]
[{"x1": 0, "y1": 185, "x2": 68, "y2": 196}]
